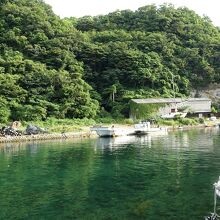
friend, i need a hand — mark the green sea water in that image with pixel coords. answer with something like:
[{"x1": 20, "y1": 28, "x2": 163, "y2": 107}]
[{"x1": 1, "y1": 128, "x2": 220, "y2": 219}]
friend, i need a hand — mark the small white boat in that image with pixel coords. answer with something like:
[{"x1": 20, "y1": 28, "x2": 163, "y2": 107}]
[
  {"x1": 134, "y1": 121, "x2": 167, "y2": 135},
  {"x1": 91, "y1": 122, "x2": 167, "y2": 137},
  {"x1": 90, "y1": 126, "x2": 133, "y2": 137}
]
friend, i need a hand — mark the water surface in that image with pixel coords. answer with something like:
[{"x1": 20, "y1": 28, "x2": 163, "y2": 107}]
[{"x1": 0, "y1": 128, "x2": 220, "y2": 219}]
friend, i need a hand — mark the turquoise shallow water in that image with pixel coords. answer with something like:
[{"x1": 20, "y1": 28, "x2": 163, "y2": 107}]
[{"x1": 0, "y1": 128, "x2": 220, "y2": 219}]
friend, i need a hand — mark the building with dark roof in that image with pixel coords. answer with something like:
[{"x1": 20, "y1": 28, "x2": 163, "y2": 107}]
[{"x1": 130, "y1": 98, "x2": 211, "y2": 120}]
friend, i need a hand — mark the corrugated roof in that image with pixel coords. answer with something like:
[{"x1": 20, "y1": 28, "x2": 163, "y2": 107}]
[{"x1": 131, "y1": 98, "x2": 211, "y2": 104}]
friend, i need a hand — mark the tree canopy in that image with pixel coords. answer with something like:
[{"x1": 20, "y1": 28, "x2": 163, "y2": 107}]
[
  {"x1": 0, "y1": 0, "x2": 219, "y2": 122},
  {"x1": 74, "y1": 4, "x2": 220, "y2": 115},
  {"x1": 0, "y1": 0, "x2": 98, "y2": 122}
]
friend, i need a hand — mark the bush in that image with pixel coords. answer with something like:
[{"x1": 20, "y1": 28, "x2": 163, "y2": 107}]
[
  {"x1": 95, "y1": 117, "x2": 116, "y2": 124},
  {"x1": 123, "y1": 118, "x2": 134, "y2": 124},
  {"x1": 14, "y1": 105, "x2": 47, "y2": 121},
  {"x1": 21, "y1": 118, "x2": 96, "y2": 133},
  {"x1": 0, "y1": 107, "x2": 10, "y2": 123},
  {"x1": 159, "y1": 120, "x2": 176, "y2": 126},
  {"x1": 211, "y1": 106, "x2": 218, "y2": 113},
  {"x1": 97, "y1": 108, "x2": 112, "y2": 118},
  {"x1": 196, "y1": 118, "x2": 205, "y2": 124},
  {"x1": 178, "y1": 118, "x2": 198, "y2": 125}
]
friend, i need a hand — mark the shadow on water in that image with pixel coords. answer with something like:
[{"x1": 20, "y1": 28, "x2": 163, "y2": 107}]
[{"x1": 0, "y1": 128, "x2": 220, "y2": 219}]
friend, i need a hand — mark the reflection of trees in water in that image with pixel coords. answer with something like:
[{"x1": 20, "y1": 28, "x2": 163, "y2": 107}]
[
  {"x1": 0, "y1": 138, "x2": 94, "y2": 155},
  {"x1": 0, "y1": 142, "x2": 44, "y2": 156},
  {"x1": 0, "y1": 129, "x2": 219, "y2": 219},
  {"x1": 95, "y1": 134, "x2": 169, "y2": 152},
  {"x1": 0, "y1": 142, "x2": 23, "y2": 155},
  {"x1": 94, "y1": 128, "x2": 216, "y2": 154},
  {"x1": 0, "y1": 140, "x2": 97, "y2": 219},
  {"x1": 165, "y1": 129, "x2": 216, "y2": 152},
  {"x1": 87, "y1": 129, "x2": 220, "y2": 219}
]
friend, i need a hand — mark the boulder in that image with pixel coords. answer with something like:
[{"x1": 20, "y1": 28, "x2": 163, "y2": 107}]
[
  {"x1": 0, "y1": 126, "x2": 21, "y2": 136},
  {"x1": 25, "y1": 125, "x2": 47, "y2": 135}
]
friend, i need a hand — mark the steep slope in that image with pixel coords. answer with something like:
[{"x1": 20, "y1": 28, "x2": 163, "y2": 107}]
[{"x1": 0, "y1": 0, "x2": 99, "y2": 122}]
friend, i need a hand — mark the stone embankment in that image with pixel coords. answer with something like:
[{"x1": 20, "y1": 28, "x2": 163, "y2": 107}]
[
  {"x1": 0, "y1": 131, "x2": 95, "y2": 143},
  {"x1": 0, "y1": 122, "x2": 218, "y2": 143}
]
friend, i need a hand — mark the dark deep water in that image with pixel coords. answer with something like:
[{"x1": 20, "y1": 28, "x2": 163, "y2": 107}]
[{"x1": 1, "y1": 128, "x2": 220, "y2": 219}]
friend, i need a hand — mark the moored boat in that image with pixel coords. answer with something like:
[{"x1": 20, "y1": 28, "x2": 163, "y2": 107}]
[
  {"x1": 134, "y1": 121, "x2": 167, "y2": 135},
  {"x1": 90, "y1": 126, "x2": 133, "y2": 137},
  {"x1": 91, "y1": 122, "x2": 168, "y2": 137}
]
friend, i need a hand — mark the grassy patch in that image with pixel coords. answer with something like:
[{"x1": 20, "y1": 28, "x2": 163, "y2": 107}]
[{"x1": 19, "y1": 118, "x2": 96, "y2": 133}]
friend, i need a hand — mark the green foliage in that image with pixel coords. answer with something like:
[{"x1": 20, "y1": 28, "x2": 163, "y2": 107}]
[
  {"x1": 0, "y1": 107, "x2": 11, "y2": 123},
  {"x1": 73, "y1": 4, "x2": 220, "y2": 116},
  {"x1": 95, "y1": 117, "x2": 116, "y2": 124},
  {"x1": 211, "y1": 102, "x2": 220, "y2": 113},
  {"x1": 157, "y1": 117, "x2": 198, "y2": 126},
  {"x1": 0, "y1": 1, "x2": 219, "y2": 122},
  {"x1": 211, "y1": 106, "x2": 218, "y2": 113},
  {"x1": 130, "y1": 101, "x2": 166, "y2": 120},
  {"x1": 20, "y1": 117, "x2": 96, "y2": 132},
  {"x1": 197, "y1": 117, "x2": 205, "y2": 124},
  {"x1": 111, "y1": 102, "x2": 126, "y2": 119},
  {"x1": 177, "y1": 106, "x2": 189, "y2": 112},
  {"x1": 177, "y1": 118, "x2": 198, "y2": 125},
  {"x1": 123, "y1": 118, "x2": 134, "y2": 124},
  {"x1": 0, "y1": 0, "x2": 99, "y2": 122},
  {"x1": 13, "y1": 104, "x2": 47, "y2": 121},
  {"x1": 0, "y1": 97, "x2": 10, "y2": 123},
  {"x1": 158, "y1": 119, "x2": 176, "y2": 126}
]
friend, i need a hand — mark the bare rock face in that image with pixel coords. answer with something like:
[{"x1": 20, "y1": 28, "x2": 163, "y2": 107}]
[{"x1": 191, "y1": 83, "x2": 220, "y2": 100}]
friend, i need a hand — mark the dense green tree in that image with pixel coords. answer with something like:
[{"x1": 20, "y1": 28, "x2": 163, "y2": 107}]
[
  {"x1": 0, "y1": 0, "x2": 99, "y2": 121},
  {"x1": 0, "y1": 0, "x2": 219, "y2": 120},
  {"x1": 73, "y1": 4, "x2": 220, "y2": 116}
]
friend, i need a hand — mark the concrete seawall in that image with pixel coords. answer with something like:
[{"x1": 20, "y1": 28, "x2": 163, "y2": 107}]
[{"x1": 0, "y1": 131, "x2": 96, "y2": 143}]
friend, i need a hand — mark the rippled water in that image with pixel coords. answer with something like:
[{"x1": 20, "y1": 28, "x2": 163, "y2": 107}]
[{"x1": 1, "y1": 128, "x2": 220, "y2": 219}]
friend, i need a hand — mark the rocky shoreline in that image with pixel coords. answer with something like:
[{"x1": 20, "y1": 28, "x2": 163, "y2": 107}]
[
  {"x1": 0, "y1": 131, "x2": 96, "y2": 143},
  {"x1": 0, "y1": 123, "x2": 215, "y2": 144}
]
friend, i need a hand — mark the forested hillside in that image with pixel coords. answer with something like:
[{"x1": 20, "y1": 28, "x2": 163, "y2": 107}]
[
  {"x1": 74, "y1": 5, "x2": 220, "y2": 116},
  {"x1": 0, "y1": 0, "x2": 220, "y2": 122},
  {"x1": 0, "y1": 0, "x2": 99, "y2": 122}
]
